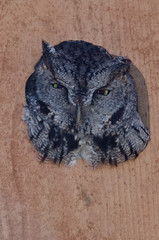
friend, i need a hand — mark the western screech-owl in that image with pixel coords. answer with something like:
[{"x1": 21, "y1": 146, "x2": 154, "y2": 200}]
[{"x1": 25, "y1": 40, "x2": 150, "y2": 166}]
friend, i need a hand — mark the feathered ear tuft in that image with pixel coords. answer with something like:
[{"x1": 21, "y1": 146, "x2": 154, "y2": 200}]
[
  {"x1": 42, "y1": 40, "x2": 56, "y2": 55},
  {"x1": 110, "y1": 56, "x2": 131, "y2": 77}
]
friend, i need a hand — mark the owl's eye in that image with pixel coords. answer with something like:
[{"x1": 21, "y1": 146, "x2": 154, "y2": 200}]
[
  {"x1": 52, "y1": 83, "x2": 65, "y2": 89},
  {"x1": 95, "y1": 88, "x2": 110, "y2": 96}
]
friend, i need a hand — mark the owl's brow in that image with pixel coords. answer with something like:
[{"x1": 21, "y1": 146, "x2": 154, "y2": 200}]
[{"x1": 88, "y1": 57, "x2": 130, "y2": 80}]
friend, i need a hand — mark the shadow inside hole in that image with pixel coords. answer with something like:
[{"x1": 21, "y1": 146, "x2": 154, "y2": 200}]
[
  {"x1": 112, "y1": 55, "x2": 150, "y2": 130},
  {"x1": 129, "y1": 63, "x2": 150, "y2": 130}
]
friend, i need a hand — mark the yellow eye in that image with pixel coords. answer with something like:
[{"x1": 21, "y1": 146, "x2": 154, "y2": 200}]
[
  {"x1": 53, "y1": 83, "x2": 58, "y2": 88},
  {"x1": 52, "y1": 83, "x2": 65, "y2": 89},
  {"x1": 104, "y1": 89, "x2": 109, "y2": 95},
  {"x1": 95, "y1": 88, "x2": 110, "y2": 96}
]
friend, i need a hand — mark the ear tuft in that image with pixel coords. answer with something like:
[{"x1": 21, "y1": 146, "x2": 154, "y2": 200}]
[{"x1": 42, "y1": 40, "x2": 56, "y2": 55}]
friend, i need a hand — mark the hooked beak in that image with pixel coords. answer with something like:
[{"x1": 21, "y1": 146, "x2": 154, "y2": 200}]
[{"x1": 76, "y1": 105, "x2": 81, "y2": 128}]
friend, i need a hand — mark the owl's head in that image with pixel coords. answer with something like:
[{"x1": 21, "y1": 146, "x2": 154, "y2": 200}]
[{"x1": 30, "y1": 40, "x2": 135, "y2": 136}]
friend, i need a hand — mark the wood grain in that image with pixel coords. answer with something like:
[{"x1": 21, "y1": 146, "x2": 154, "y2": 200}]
[{"x1": 0, "y1": 0, "x2": 158, "y2": 239}]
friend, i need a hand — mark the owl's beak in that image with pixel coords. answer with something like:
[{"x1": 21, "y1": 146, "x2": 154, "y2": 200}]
[{"x1": 76, "y1": 105, "x2": 81, "y2": 128}]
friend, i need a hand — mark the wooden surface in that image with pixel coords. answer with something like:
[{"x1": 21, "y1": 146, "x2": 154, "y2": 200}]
[{"x1": 0, "y1": 0, "x2": 158, "y2": 239}]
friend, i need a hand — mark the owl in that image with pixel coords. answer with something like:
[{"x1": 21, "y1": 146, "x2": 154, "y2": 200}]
[{"x1": 25, "y1": 40, "x2": 150, "y2": 166}]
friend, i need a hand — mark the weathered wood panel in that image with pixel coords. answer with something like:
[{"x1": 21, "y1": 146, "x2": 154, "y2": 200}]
[{"x1": 0, "y1": 0, "x2": 158, "y2": 239}]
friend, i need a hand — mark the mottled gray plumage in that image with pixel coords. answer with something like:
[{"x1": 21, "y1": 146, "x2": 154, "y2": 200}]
[{"x1": 25, "y1": 40, "x2": 150, "y2": 166}]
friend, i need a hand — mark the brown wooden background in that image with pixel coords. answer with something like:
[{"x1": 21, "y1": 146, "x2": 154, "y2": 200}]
[{"x1": 0, "y1": 1, "x2": 158, "y2": 239}]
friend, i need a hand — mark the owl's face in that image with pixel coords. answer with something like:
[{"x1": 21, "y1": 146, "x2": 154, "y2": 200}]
[
  {"x1": 35, "y1": 41, "x2": 128, "y2": 135},
  {"x1": 25, "y1": 40, "x2": 149, "y2": 165}
]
